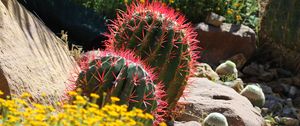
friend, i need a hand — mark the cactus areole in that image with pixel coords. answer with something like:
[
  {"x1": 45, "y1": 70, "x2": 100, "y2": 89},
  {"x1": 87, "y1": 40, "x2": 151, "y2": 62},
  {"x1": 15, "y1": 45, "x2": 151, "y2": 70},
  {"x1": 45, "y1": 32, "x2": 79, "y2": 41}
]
[
  {"x1": 75, "y1": 51, "x2": 167, "y2": 122},
  {"x1": 105, "y1": 1, "x2": 200, "y2": 110}
]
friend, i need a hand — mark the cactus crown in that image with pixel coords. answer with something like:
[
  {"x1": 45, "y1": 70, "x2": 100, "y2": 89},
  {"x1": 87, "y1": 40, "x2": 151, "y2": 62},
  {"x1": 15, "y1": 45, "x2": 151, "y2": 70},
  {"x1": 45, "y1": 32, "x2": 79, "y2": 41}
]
[
  {"x1": 225, "y1": 60, "x2": 236, "y2": 68},
  {"x1": 104, "y1": 1, "x2": 200, "y2": 110},
  {"x1": 203, "y1": 112, "x2": 228, "y2": 126}
]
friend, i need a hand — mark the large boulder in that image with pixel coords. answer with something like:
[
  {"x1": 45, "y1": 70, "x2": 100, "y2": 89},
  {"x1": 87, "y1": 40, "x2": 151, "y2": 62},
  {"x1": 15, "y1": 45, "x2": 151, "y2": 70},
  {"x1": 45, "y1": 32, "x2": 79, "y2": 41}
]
[
  {"x1": 196, "y1": 23, "x2": 256, "y2": 67},
  {"x1": 0, "y1": 0, "x2": 77, "y2": 104},
  {"x1": 176, "y1": 77, "x2": 265, "y2": 126}
]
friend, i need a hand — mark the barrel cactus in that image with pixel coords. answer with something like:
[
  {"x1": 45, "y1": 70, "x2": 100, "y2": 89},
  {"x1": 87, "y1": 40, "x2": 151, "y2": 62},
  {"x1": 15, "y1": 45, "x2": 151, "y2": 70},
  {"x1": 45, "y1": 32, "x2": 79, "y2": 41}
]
[
  {"x1": 203, "y1": 112, "x2": 228, "y2": 126},
  {"x1": 240, "y1": 84, "x2": 265, "y2": 107},
  {"x1": 104, "y1": 1, "x2": 200, "y2": 110},
  {"x1": 72, "y1": 50, "x2": 167, "y2": 124}
]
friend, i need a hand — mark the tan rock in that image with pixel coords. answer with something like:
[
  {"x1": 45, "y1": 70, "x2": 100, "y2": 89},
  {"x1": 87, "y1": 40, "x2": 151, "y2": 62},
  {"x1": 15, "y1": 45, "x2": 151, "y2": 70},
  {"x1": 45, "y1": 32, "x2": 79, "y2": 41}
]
[
  {"x1": 177, "y1": 77, "x2": 265, "y2": 126},
  {"x1": 193, "y1": 63, "x2": 219, "y2": 81},
  {"x1": 205, "y1": 12, "x2": 225, "y2": 27},
  {"x1": 222, "y1": 78, "x2": 244, "y2": 93},
  {"x1": 0, "y1": 0, "x2": 78, "y2": 104}
]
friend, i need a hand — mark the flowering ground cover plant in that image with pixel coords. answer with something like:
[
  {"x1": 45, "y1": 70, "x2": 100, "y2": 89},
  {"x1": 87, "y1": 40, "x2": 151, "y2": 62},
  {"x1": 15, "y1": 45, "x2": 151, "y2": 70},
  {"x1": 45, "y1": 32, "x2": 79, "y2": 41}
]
[{"x1": 0, "y1": 91, "x2": 165, "y2": 126}]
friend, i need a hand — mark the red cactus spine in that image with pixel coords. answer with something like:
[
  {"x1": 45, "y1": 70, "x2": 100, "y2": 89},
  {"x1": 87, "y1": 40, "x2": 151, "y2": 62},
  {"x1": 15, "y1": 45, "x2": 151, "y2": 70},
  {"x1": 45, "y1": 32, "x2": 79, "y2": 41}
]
[
  {"x1": 72, "y1": 50, "x2": 166, "y2": 124},
  {"x1": 104, "y1": 1, "x2": 200, "y2": 110}
]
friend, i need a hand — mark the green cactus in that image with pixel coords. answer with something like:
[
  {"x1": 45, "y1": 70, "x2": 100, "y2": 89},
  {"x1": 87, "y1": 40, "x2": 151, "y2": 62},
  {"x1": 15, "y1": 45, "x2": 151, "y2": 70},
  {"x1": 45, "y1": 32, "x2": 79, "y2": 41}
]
[
  {"x1": 105, "y1": 1, "x2": 200, "y2": 110},
  {"x1": 203, "y1": 112, "x2": 228, "y2": 126},
  {"x1": 75, "y1": 50, "x2": 163, "y2": 114},
  {"x1": 240, "y1": 84, "x2": 265, "y2": 107},
  {"x1": 215, "y1": 60, "x2": 238, "y2": 82}
]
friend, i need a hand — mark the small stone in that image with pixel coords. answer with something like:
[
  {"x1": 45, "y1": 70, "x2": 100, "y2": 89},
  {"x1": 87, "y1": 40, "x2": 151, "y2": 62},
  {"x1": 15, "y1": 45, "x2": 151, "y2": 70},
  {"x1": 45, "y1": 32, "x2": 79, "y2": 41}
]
[
  {"x1": 278, "y1": 74, "x2": 300, "y2": 87},
  {"x1": 228, "y1": 53, "x2": 247, "y2": 70},
  {"x1": 259, "y1": 84, "x2": 273, "y2": 95},
  {"x1": 258, "y1": 70, "x2": 277, "y2": 82},
  {"x1": 277, "y1": 68, "x2": 293, "y2": 78},
  {"x1": 242, "y1": 63, "x2": 263, "y2": 76},
  {"x1": 282, "y1": 107, "x2": 294, "y2": 118},
  {"x1": 280, "y1": 117, "x2": 299, "y2": 126},
  {"x1": 261, "y1": 107, "x2": 268, "y2": 115},
  {"x1": 194, "y1": 63, "x2": 220, "y2": 81},
  {"x1": 223, "y1": 78, "x2": 244, "y2": 93},
  {"x1": 205, "y1": 12, "x2": 225, "y2": 27},
  {"x1": 264, "y1": 95, "x2": 284, "y2": 114},
  {"x1": 289, "y1": 86, "x2": 297, "y2": 98},
  {"x1": 293, "y1": 96, "x2": 300, "y2": 109},
  {"x1": 254, "y1": 106, "x2": 262, "y2": 114},
  {"x1": 267, "y1": 82, "x2": 289, "y2": 95},
  {"x1": 274, "y1": 116, "x2": 281, "y2": 122}
]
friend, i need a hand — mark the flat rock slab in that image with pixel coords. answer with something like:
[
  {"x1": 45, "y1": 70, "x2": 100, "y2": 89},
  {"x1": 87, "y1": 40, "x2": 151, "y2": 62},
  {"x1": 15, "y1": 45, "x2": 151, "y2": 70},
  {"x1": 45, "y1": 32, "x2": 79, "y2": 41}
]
[
  {"x1": 0, "y1": 0, "x2": 77, "y2": 104},
  {"x1": 177, "y1": 77, "x2": 264, "y2": 126}
]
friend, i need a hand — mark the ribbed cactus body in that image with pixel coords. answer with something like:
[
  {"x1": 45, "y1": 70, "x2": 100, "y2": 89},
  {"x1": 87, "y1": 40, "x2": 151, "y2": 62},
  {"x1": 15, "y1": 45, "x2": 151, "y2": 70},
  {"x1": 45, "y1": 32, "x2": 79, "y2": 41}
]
[
  {"x1": 105, "y1": 2, "x2": 200, "y2": 109},
  {"x1": 76, "y1": 50, "x2": 158, "y2": 113}
]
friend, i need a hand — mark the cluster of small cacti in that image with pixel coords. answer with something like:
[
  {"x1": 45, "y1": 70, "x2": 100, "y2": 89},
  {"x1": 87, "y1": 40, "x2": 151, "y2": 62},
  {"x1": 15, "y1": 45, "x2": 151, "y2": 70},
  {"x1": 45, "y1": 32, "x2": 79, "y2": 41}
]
[
  {"x1": 67, "y1": 0, "x2": 200, "y2": 125},
  {"x1": 214, "y1": 61, "x2": 265, "y2": 107},
  {"x1": 104, "y1": 1, "x2": 200, "y2": 110},
  {"x1": 215, "y1": 60, "x2": 238, "y2": 82}
]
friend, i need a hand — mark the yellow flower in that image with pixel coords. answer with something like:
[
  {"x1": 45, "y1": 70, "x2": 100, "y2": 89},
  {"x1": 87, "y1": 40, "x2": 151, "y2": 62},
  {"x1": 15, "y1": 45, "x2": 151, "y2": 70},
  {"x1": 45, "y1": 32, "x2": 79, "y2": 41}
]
[
  {"x1": 124, "y1": 0, "x2": 128, "y2": 4},
  {"x1": 0, "y1": 91, "x2": 4, "y2": 95},
  {"x1": 21, "y1": 92, "x2": 31, "y2": 98},
  {"x1": 234, "y1": 3, "x2": 241, "y2": 7},
  {"x1": 111, "y1": 97, "x2": 120, "y2": 102},
  {"x1": 41, "y1": 92, "x2": 47, "y2": 97},
  {"x1": 90, "y1": 93, "x2": 99, "y2": 99},
  {"x1": 236, "y1": 15, "x2": 242, "y2": 21},
  {"x1": 0, "y1": 90, "x2": 154, "y2": 126},
  {"x1": 169, "y1": 0, "x2": 175, "y2": 3},
  {"x1": 88, "y1": 103, "x2": 99, "y2": 108},
  {"x1": 159, "y1": 122, "x2": 167, "y2": 126},
  {"x1": 68, "y1": 91, "x2": 77, "y2": 96},
  {"x1": 145, "y1": 113, "x2": 154, "y2": 120},
  {"x1": 227, "y1": 9, "x2": 233, "y2": 15},
  {"x1": 140, "y1": 0, "x2": 145, "y2": 3},
  {"x1": 73, "y1": 95, "x2": 87, "y2": 105}
]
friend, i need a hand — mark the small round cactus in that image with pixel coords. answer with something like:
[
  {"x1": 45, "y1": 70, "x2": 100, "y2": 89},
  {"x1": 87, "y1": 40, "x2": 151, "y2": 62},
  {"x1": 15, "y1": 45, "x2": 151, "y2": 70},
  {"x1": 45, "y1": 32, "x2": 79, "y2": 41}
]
[
  {"x1": 203, "y1": 112, "x2": 228, "y2": 126},
  {"x1": 240, "y1": 84, "x2": 265, "y2": 107},
  {"x1": 215, "y1": 60, "x2": 238, "y2": 81}
]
